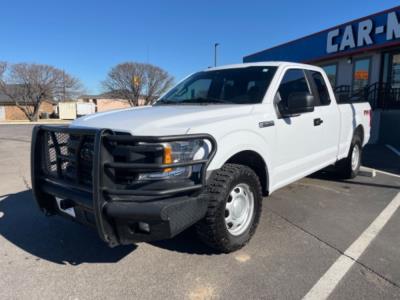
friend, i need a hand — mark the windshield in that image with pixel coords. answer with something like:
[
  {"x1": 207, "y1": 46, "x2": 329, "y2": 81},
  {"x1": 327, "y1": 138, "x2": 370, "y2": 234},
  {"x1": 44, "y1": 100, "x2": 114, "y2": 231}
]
[{"x1": 156, "y1": 66, "x2": 277, "y2": 105}]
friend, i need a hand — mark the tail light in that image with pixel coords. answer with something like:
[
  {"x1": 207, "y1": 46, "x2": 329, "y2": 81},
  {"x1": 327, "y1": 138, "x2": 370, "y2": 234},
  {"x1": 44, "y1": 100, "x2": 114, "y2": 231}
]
[{"x1": 364, "y1": 109, "x2": 372, "y2": 127}]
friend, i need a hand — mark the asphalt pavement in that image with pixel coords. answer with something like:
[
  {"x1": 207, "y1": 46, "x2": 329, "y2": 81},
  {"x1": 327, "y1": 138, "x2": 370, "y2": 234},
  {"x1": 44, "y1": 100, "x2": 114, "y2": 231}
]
[{"x1": 0, "y1": 125, "x2": 399, "y2": 300}]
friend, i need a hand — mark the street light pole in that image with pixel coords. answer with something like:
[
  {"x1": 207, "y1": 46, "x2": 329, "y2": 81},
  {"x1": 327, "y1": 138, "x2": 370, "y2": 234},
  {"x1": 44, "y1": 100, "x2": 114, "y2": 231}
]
[{"x1": 214, "y1": 43, "x2": 219, "y2": 67}]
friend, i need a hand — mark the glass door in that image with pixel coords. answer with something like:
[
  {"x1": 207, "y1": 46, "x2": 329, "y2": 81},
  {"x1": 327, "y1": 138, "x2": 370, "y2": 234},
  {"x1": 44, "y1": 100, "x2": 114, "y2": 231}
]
[
  {"x1": 381, "y1": 51, "x2": 400, "y2": 108},
  {"x1": 390, "y1": 53, "x2": 400, "y2": 89},
  {"x1": 352, "y1": 58, "x2": 370, "y2": 92}
]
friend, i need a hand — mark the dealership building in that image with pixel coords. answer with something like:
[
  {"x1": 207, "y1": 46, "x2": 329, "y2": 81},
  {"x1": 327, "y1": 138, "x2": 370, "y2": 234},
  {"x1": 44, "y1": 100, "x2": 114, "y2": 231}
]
[{"x1": 244, "y1": 6, "x2": 400, "y2": 111}]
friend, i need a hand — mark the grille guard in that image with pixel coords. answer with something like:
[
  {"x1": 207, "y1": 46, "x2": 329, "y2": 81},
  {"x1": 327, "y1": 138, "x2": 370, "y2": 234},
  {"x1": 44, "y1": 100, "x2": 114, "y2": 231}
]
[{"x1": 31, "y1": 125, "x2": 217, "y2": 246}]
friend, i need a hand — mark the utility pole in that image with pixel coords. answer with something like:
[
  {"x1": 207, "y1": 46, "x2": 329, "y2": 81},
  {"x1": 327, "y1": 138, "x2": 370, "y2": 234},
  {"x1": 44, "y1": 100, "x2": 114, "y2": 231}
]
[
  {"x1": 214, "y1": 43, "x2": 219, "y2": 67},
  {"x1": 62, "y1": 69, "x2": 66, "y2": 102}
]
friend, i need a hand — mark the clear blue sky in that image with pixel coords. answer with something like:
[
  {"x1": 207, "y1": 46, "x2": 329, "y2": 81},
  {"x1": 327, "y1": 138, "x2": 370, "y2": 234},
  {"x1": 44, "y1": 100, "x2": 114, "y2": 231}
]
[{"x1": 1, "y1": 0, "x2": 399, "y2": 94}]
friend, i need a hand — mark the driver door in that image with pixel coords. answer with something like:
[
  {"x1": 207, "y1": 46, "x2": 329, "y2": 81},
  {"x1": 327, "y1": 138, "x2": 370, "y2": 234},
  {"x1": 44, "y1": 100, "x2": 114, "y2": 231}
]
[{"x1": 272, "y1": 68, "x2": 325, "y2": 188}]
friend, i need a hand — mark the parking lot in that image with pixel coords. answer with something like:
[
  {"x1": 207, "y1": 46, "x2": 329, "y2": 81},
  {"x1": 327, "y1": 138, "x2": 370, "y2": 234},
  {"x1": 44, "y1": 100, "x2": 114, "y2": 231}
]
[{"x1": 0, "y1": 124, "x2": 399, "y2": 300}]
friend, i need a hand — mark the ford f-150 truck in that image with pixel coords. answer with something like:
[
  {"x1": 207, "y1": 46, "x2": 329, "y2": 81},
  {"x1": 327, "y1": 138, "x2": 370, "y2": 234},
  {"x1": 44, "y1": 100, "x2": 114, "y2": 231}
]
[{"x1": 31, "y1": 62, "x2": 371, "y2": 253}]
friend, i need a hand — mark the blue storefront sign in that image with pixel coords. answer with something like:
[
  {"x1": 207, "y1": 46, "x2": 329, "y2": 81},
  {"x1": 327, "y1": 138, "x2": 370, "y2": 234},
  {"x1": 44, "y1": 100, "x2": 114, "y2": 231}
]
[{"x1": 244, "y1": 7, "x2": 400, "y2": 63}]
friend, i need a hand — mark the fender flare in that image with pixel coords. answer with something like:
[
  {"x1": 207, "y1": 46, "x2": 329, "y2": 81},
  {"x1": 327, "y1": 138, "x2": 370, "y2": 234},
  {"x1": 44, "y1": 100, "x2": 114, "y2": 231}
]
[{"x1": 207, "y1": 130, "x2": 272, "y2": 192}]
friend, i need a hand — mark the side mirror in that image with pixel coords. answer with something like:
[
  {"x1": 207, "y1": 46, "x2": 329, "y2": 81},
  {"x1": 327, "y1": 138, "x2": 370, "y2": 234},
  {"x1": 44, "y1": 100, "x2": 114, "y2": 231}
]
[{"x1": 280, "y1": 92, "x2": 315, "y2": 117}]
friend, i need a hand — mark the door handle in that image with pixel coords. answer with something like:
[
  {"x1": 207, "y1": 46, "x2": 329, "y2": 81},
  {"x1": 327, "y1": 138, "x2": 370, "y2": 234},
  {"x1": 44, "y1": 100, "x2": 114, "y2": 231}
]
[{"x1": 314, "y1": 118, "x2": 323, "y2": 126}]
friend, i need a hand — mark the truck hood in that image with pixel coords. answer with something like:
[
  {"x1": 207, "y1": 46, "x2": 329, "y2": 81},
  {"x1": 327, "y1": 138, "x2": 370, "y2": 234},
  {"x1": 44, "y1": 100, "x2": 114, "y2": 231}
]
[{"x1": 71, "y1": 105, "x2": 253, "y2": 135}]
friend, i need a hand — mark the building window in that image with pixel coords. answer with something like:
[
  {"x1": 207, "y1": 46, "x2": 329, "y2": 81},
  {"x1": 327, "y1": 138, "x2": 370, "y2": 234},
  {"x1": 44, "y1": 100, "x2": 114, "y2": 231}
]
[
  {"x1": 352, "y1": 58, "x2": 370, "y2": 92},
  {"x1": 321, "y1": 64, "x2": 337, "y2": 88}
]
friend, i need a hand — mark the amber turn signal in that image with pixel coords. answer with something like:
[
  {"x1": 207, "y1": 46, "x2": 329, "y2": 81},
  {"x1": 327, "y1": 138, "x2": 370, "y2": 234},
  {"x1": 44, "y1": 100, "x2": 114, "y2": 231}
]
[{"x1": 163, "y1": 144, "x2": 173, "y2": 172}]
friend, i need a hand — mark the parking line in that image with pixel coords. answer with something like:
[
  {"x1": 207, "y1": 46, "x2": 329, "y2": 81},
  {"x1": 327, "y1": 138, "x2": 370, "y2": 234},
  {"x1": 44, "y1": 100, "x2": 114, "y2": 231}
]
[
  {"x1": 361, "y1": 166, "x2": 400, "y2": 179},
  {"x1": 303, "y1": 192, "x2": 400, "y2": 300},
  {"x1": 376, "y1": 170, "x2": 400, "y2": 179},
  {"x1": 386, "y1": 144, "x2": 400, "y2": 157}
]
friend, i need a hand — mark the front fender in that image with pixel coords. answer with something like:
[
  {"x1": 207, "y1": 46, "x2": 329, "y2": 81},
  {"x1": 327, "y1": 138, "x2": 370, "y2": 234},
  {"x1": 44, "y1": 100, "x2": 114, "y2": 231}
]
[{"x1": 206, "y1": 130, "x2": 272, "y2": 172}]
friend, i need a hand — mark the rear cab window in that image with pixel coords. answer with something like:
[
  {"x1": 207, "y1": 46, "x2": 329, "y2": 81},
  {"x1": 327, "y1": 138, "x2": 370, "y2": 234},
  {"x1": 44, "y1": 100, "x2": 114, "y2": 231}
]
[{"x1": 308, "y1": 71, "x2": 331, "y2": 106}]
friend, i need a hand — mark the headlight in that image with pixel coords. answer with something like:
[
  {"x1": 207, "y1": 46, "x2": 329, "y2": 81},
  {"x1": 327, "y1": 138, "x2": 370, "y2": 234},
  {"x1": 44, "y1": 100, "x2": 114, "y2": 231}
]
[{"x1": 137, "y1": 139, "x2": 211, "y2": 180}]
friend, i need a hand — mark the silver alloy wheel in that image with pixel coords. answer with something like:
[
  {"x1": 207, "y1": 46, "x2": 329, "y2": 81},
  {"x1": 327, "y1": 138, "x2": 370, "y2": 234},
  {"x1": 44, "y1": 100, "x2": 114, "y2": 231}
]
[
  {"x1": 225, "y1": 183, "x2": 255, "y2": 236},
  {"x1": 351, "y1": 144, "x2": 360, "y2": 171}
]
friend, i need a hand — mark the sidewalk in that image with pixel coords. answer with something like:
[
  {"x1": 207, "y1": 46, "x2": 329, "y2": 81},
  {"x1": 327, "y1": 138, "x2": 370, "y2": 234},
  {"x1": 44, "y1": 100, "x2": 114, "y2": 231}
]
[
  {"x1": 363, "y1": 144, "x2": 400, "y2": 175},
  {"x1": 0, "y1": 119, "x2": 71, "y2": 125}
]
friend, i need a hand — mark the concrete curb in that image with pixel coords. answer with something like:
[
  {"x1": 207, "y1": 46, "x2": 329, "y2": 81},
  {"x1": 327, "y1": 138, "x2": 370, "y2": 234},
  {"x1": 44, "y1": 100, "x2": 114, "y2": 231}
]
[
  {"x1": 361, "y1": 166, "x2": 400, "y2": 178},
  {"x1": 0, "y1": 120, "x2": 71, "y2": 125},
  {"x1": 359, "y1": 166, "x2": 377, "y2": 178}
]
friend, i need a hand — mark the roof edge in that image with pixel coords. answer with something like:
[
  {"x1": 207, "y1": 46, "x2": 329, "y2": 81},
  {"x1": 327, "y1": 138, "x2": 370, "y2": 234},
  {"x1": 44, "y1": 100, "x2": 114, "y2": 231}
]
[{"x1": 244, "y1": 5, "x2": 400, "y2": 60}]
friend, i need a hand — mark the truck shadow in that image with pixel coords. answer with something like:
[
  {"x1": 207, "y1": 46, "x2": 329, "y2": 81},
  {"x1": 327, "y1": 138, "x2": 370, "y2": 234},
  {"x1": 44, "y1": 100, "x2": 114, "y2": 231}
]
[
  {"x1": 0, "y1": 190, "x2": 135, "y2": 265},
  {"x1": 309, "y1": 171, "x2": 400, "y2": 190},
  {"x1": 0, "y1": 190, "x2": 215, "y2": 261},
  {"x1": 150, "y1": 228, "x2": 216, "y2": 255}
]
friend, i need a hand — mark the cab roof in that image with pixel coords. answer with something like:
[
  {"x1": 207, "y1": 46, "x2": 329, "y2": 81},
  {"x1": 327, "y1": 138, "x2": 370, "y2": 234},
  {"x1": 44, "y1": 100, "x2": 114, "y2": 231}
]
[{"x1": 205, "y1": 61, "x2": 321, "y2": 72}]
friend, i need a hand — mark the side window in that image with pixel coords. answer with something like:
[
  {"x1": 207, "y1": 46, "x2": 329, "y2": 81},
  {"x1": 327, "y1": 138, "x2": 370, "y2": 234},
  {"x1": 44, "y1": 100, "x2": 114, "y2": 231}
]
[
  {"x1": 311, "y1": 71, "x2": 331, "y2": 105},
  {"x1": 277, "y1": 69, "x2": 312, "y2": 106}
]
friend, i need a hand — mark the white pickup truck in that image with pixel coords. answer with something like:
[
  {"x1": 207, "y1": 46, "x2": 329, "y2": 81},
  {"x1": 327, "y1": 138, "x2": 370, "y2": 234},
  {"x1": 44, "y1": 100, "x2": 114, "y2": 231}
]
[{"x1": 31, "y1": 62, "x2": 371, "y2": 252}]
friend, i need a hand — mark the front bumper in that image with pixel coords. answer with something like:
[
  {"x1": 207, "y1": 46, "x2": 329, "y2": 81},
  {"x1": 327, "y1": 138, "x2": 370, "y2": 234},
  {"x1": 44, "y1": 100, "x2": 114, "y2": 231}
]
[
  {"x1": 105, "y1": 195, "x2": 208, "y2": 244},
  {"x1": 31, "y1": 125, "x2": 216, "y2": 247}
]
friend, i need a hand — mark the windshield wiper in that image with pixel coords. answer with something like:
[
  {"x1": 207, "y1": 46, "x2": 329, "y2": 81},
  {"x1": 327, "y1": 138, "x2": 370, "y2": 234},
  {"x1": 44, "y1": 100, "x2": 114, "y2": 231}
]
[
  {"x1": 180, "y1": 97, "x2": 235, "y2": 104},
  {"x1": 154, "y1": 99, "x2": 180, "y2": 105},
  {"x1": 155, "y1": 97, "x2": 235, "y2": 105}
]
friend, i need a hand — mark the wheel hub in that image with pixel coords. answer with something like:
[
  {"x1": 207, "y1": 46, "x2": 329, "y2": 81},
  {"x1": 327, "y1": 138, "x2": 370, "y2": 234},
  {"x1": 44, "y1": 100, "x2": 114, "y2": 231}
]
[
  {"x1": 225, "y1": 183, "x2": 255, "y2": 236},
  {"x1": 351, "y1": 144, "x2": 360, "y2": 171},
  {"x1": 232, "y1": 196, "x2": 246, "y2": 218}
]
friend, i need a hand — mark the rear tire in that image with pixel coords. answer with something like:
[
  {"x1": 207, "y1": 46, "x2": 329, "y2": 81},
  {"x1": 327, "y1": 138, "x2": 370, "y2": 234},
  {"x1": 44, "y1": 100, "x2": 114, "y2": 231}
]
[
  {"x1": 335, "y1": 134, "x2": 362, "y2": 179},
  {"x1": 195, "y1": 163, "x2": 263, "y2": 253}
]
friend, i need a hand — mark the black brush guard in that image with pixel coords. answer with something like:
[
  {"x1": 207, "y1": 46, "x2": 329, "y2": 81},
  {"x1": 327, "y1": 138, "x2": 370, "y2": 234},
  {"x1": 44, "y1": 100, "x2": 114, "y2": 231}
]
[{"x1": 31, "y1": 125, "x2": 216, "y2": 247}]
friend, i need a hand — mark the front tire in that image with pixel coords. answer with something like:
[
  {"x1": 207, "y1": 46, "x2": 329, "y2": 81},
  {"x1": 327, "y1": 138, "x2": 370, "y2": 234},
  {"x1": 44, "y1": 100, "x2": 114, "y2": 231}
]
[
  {"x1": 196, "y1": 163, "x2": 262, "y2": 253},
  {"x1": 335, "y1": 134, "x2": 362, "y2": 179}
]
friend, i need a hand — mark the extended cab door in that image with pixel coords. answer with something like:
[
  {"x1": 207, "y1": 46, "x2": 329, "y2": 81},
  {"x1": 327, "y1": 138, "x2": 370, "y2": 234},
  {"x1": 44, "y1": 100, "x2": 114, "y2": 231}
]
[
  {"x1": 271, "y1": 68, "x2": 326, "y2": 188},
  {"x1": 306, "y1": 70, "x2": 341, "y2": 165}
]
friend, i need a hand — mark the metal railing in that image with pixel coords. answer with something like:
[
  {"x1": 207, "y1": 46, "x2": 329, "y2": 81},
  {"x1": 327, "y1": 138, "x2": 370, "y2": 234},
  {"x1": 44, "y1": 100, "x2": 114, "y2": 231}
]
[{"x1": 334, "y1": 83, "x2": 400, "y2": 109}]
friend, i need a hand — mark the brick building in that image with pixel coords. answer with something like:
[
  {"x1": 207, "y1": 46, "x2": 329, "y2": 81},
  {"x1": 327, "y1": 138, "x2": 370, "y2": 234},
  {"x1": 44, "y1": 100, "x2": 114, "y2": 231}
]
[
  {"x1": 0, "y1": 92, "x2": 55, "y2": 121},
  {"x1": 78, "y1": 93, "x2": 147, "y2": 113}
]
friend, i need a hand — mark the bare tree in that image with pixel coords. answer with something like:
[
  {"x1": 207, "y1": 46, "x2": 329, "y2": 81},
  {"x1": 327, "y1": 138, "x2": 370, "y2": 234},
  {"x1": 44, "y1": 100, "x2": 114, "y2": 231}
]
[
  {"x1": 0, "y1": 62, "x2": 82, "y2": 121},
  {"x1": 102, "y1": 62, "x2": 173, "y2": 106},
  {"x1": 143, "y1": 64, "x2": 174, "y2": 105},
  {"x1": 102, "y1": 62, "x2": 146, "y2": 106}
]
